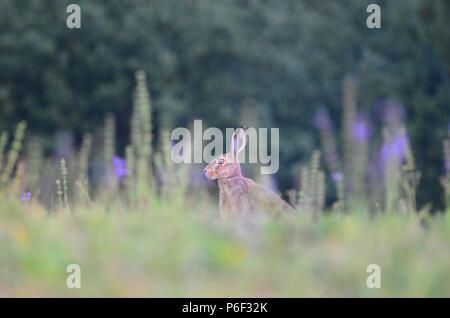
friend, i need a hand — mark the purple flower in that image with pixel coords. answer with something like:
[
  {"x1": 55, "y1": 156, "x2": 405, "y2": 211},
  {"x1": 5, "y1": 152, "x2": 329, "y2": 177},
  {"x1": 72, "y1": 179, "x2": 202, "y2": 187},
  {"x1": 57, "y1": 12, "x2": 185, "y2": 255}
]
[
  {"x1": 313, "y1": 108, "x2": 333, "y2": 132},
  {"x1": 313, "y1": 108, "x2": 341, "y2": 173},
  {"x1": 331, "y1": 171, "x2": 344, "y2": 182},
  {"x1": 113, "y1": 156, "x2": 129, "y2": 179},
  {"x1": 352, "y1": 116, "x2": 370, "y2": 143},
  {"x1": 392, "y1": 134, "x2": 408, "y2": 156},
  {"x1": 21, "y1": 192, "x2": 31, "y2": 203},
  {"x1": 271, "y1": 174, "x2": 279, "y2": 193},
  {"x1": 381, "y1": 132, "x2": 410, "y2": 162},
  {"x1": 376, "y1": 99, "x2": 406, "y2": 126}
]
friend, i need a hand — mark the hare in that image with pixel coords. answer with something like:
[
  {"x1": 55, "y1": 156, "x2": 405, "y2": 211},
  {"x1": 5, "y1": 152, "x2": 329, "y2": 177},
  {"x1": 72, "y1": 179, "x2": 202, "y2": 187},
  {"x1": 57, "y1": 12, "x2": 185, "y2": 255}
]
[{"x1": 204, "y1": 127, "x2": 295, "y2": 218}]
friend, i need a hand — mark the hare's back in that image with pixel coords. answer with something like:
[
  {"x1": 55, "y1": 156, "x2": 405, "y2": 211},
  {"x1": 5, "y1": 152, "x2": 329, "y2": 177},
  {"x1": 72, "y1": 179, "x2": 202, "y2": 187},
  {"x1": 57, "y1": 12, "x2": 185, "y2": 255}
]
[{"x1": 248, "y1": 182, "x2": 295, "y2": 216}]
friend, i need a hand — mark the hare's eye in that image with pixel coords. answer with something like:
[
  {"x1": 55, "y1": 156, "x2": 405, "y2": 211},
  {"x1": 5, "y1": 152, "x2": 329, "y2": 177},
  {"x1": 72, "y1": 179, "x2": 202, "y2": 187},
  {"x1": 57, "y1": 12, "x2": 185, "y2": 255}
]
[{"x1": 218, "y1": 158, "x2": 225, "y2": 164}]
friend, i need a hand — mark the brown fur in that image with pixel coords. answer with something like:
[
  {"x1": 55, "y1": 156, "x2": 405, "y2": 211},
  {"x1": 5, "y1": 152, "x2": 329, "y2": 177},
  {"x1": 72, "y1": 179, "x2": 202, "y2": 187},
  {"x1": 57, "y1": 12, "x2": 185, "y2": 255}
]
[{"x1": 204, "y1": 128, "x2": 295, "y2": 218}]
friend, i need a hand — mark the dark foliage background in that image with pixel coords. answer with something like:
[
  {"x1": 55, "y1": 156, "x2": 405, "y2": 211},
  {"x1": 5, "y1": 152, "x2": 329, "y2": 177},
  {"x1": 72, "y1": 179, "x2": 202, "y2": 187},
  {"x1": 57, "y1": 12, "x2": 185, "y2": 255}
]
[{"x1": 0, "y1": 0, "x2": 449, "y2": 208}]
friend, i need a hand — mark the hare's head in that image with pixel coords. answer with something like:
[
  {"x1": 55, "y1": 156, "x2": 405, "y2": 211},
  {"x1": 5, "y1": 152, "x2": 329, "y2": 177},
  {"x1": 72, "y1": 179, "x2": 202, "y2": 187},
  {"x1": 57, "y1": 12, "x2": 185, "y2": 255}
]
[{"x1": 204, "y1": 128, "x2": 247, "y2": 180}]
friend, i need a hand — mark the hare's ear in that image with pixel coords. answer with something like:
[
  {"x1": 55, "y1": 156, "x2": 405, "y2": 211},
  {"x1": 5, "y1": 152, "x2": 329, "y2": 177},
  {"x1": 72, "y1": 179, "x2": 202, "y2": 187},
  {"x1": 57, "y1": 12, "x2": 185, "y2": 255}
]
[{"x1": 231, "y1": 127, "x2": 247, "y2": 156}]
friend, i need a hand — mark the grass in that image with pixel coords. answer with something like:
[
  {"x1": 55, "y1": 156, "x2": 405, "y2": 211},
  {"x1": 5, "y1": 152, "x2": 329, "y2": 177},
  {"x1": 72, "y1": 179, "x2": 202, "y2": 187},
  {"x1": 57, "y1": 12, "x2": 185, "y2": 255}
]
[
  {"x1": 1, "y1": 190, "x2": 449, "y2": 297},
  {"x1": 0, "y1": 71, "x2": 449, "y2": 297}
]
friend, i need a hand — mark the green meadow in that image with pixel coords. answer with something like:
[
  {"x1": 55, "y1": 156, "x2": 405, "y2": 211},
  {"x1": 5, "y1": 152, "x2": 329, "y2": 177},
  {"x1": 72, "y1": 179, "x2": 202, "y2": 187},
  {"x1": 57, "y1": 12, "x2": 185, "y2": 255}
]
[
  {"x1": 0, "y1": 71, "x2": 449, "y2": 297},
  {"x1": 1, "y1": 190, "x2": 449, "y2": 297}
]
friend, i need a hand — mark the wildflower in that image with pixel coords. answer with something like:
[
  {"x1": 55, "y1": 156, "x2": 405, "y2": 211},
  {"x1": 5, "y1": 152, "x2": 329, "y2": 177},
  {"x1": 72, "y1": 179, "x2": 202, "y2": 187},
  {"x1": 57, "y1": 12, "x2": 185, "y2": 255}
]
[
  {"x1": 269, "y1": 174, "x2": 279, "y2": 193},
  {"x1": 331, "y1": 171, "x2": 344, "y2": 182},
  {"x1": 21, "y1": 192, "x2": 31, "y2": 203},
  {"x1": 313, "y1": 108, "x2": 333, "y2": 132},
  {"x1": 352, "y1": 116, "x2": 370, "y2": 143},
  {"x1": 376, "y1": 99, "x2": 406, "y2": 126},
  {"x1": 313, "y1": 108, "x2": 341, "y2": 174},
  {"x1": 113, "y1": 156, "x2": 129, "y2": 179},
  {"x1": 381, "y1": 131, "x2": 409, "y2": 162}
]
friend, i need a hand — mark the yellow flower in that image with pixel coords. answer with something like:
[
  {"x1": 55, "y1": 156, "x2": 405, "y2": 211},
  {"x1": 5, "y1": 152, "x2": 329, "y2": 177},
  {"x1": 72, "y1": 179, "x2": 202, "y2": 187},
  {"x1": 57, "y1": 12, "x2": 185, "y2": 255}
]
[
  {"x1": 220, "y1": 243, "x2": 246, "y2": 267},
  {"x1": 12, "y1": 225, "x2": 28, "y2": 244}
]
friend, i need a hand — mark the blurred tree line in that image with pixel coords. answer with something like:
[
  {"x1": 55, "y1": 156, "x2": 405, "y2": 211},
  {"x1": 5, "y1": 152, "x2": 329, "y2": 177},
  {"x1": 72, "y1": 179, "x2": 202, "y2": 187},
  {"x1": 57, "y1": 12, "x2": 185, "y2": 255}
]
[{"x1": 0, "y1": 0, "x2": 449, "y2": 208}]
